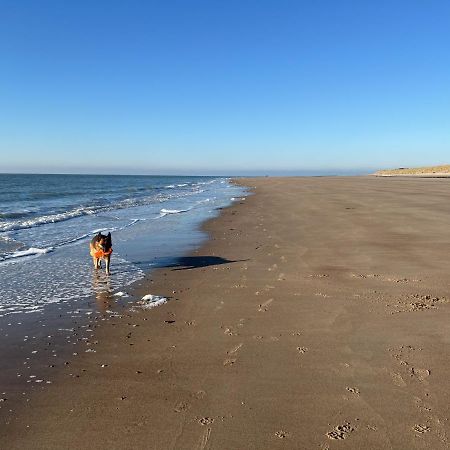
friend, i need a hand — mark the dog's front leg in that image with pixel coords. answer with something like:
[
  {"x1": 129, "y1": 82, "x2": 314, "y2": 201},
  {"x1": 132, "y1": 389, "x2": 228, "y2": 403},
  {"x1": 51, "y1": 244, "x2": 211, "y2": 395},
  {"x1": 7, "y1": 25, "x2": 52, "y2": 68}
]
[
  {"x1": 105, "y1": 256, "x2": 111, "y2": 275},
  {"x1": 92, "y1": 256, "x2": 98, "y2": 269}
]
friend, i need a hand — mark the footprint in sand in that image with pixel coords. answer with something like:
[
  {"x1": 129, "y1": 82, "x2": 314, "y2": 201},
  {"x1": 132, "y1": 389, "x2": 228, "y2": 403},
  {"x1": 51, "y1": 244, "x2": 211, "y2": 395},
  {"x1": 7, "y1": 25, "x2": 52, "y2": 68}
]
[
  {"x1": 258, "y1": 299, "x2": 274, "y2": 312},
  {"x1": 174, "y1": 401, "x2": 190, "y2": 413},
  {"x1": 215, "y1": 301, "x2": 225, "y2": 311},
  {"x1": 389, "y1": 346, "x2": 431, "y2": 383},
  {"x1": 409, "y1": 301, "x2": 436, "y2": 311},
  {"x1": 223, "y1": 358, "x2": 237, "y2": 366},
  {"x1": 297, "y1": 346, "x2": 309, "y2": 354},
  {"x1": 413, "y1": 424, "x2": 430, "y2": 434},
  {"x1": 277, "y1": 273, "x2": 286, "y2": 281},
  {"x1": 268, "y1": 264, "x2": 278, "y2": 272},
  {"x1": 198, "y1": 417, "x2": 215, "y2": 426},
  {"x1": 223, "y1": 327, "x2": 237, "y2": 336},
  {"x1": 326, "y1": 422, "x2": 355, "y2": 440},
  {"x1": 193, "y1": 390, "x2": 206, "y2": 400},
  {"x1": 346, "y1": 387, "x2": 360, "y2": 395},
  {"x1": 227, "y1": 343, "x2": 243, "y2": 355},
  {"x1": 353, "y1": 273, "x2": 421, "y2": 283},
  {"x1": 197, "y1": 427, "x2": 211, "y2": 450},
  {"x1": 414, "y1": 396, "x2": 432, "y2": 412},
  {"x1": 411, "y1": 367, "x2": 431, "y2": 382},
  {"x1": 274, "y1": 430, "x2": 290, "y2": 439},
  {"x1": 197, "y1": 428, "x2": 211, "y2": 450},
  {"x1": 391, "y1": 372, "x2": 407, "y2": 387},
  {"x1": 351, "y1": 273, "x2": 379, "y2": 279},
  {"x1": 392, "y1": 294, "x2": 447, "y2": 313}
]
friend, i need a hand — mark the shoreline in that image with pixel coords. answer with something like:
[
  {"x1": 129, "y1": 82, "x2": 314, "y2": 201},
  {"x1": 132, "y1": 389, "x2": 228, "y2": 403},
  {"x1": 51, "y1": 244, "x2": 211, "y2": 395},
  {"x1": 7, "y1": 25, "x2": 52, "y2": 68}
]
[
  {"x1": 3, "y1": 176, "x2": 450, "y2": 449},
  {"x1": 0, "y1": 182, "x2": 250, "y2": 437},
  {"x1": 0, "y1": 178, "x2": 247, "y2": 427}
]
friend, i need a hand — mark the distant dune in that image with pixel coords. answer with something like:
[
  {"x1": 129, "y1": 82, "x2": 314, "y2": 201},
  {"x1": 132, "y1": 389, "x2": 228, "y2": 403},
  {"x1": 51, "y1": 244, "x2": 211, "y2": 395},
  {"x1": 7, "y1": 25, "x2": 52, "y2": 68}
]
[{"x1": 375, "y1": 164, "x2": 450, "y2": 177}]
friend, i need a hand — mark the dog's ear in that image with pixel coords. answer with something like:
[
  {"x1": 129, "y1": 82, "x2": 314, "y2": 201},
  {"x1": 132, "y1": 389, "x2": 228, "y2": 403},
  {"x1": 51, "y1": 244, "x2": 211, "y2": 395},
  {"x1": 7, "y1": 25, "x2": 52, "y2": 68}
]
[{"x1": 107, "y1": 232, "x2": 111, "y2": 242}]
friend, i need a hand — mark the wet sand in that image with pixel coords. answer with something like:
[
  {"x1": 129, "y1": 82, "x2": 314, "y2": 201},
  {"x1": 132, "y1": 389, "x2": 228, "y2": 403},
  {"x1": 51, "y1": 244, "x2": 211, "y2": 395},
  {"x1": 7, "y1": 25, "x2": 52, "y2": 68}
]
[{"x1": 2, "y1": 176, "x2": 450, "y2": 449}]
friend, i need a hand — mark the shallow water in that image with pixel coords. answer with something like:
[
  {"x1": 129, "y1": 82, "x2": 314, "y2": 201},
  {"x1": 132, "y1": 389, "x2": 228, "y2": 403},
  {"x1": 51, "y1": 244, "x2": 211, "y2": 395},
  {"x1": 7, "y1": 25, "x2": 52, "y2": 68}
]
[{"x1": 0, "y1": 174, "x2": 246, "y2": 317}]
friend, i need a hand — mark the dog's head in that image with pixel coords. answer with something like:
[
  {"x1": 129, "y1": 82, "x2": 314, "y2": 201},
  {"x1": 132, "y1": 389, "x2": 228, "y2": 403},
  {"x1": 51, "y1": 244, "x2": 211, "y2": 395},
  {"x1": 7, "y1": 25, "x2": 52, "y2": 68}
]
[{"x1": 96, "y1": 232, "x2": 112, "y2": 251}]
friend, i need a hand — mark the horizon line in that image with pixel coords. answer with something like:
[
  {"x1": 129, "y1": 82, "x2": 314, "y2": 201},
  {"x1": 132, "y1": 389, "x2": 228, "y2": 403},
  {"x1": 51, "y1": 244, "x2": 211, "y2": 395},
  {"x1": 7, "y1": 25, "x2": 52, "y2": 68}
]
[{"x1": 0, "y1": 169, "x2": 375, "y2": 177}]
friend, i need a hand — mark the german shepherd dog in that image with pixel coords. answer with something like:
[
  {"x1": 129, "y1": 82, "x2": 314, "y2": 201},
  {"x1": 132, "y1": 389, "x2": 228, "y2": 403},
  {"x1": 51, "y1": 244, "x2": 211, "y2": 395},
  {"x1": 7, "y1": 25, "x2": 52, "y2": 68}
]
[{"x1": 90, "y1": 232, "x2": 112, "y2": 275}]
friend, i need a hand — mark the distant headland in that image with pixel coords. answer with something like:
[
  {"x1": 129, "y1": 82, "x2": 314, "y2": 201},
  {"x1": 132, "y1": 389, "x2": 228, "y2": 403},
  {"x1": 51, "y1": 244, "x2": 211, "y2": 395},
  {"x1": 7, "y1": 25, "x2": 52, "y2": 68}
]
[{"x1": 374, "y1": 164, "x2": 450, "y2": 177}]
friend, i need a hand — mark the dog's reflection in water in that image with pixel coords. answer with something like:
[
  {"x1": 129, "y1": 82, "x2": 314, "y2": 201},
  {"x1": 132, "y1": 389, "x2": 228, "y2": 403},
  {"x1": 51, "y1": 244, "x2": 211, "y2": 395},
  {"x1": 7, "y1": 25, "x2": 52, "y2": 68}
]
[{"x1": 92, "y1": 271, "x2": 114, "y2": 313}]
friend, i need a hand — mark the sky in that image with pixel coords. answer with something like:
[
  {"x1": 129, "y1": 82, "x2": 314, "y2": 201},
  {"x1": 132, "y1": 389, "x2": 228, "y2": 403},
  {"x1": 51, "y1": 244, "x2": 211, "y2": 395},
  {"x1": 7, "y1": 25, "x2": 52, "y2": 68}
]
[{"x1": 0, "y1": 0, "x2": 449, "y2": 175}]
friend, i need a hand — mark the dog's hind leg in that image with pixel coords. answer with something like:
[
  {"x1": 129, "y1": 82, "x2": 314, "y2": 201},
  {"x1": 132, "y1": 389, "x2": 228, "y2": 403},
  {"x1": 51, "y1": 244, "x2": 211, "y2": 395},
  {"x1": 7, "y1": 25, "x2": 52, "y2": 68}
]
[{"x1": 105, "y1": 256, "x2": 110, "y2": 275}]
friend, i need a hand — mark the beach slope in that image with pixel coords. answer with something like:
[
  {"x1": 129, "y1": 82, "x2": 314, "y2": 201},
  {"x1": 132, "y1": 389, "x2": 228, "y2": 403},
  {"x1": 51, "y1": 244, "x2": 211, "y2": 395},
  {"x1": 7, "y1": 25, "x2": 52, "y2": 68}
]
[{"x1": 3, "y1": 176, "x2": 450, "y2": 449}]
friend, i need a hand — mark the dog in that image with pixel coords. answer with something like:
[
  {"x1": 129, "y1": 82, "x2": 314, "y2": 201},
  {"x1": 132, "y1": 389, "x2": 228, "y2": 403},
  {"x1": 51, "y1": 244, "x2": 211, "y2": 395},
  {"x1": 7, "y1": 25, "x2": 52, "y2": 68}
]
[{"x1": 90, "y1": 232, "x2": 112, "y2": 275}]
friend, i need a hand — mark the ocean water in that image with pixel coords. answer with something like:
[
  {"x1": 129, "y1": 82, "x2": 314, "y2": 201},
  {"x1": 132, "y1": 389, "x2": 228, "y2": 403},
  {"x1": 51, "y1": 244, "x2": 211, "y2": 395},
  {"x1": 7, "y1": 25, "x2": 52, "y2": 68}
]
[{"x1": 0, "y1": 174, "x2": 246, "y2": 317}]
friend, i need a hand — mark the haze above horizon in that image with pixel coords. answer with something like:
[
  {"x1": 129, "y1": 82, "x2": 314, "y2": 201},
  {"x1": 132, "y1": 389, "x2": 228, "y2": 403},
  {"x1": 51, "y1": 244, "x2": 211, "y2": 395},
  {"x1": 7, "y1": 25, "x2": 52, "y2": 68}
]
[{"x1": 1, "y1": 1, "x2": 449, "y2": 175}]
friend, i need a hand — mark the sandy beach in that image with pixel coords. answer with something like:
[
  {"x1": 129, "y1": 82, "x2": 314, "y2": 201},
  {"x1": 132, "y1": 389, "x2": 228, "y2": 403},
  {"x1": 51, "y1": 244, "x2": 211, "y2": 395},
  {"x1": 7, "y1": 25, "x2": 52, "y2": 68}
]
[{"x1": 2, "y1": 176, "x2": 450, "y2": 449}]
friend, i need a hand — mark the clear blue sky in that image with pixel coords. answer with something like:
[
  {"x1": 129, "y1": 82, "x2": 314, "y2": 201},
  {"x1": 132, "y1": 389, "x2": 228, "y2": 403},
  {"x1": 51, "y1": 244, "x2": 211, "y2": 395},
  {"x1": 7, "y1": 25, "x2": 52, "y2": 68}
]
[{"x1": 1, "y1": 0, "x2": 449, "y2": 175}]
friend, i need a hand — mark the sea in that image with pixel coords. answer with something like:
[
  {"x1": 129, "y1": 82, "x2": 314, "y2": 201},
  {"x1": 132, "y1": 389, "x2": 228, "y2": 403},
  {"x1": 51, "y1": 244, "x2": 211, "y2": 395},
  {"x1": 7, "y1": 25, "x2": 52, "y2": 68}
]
[{"x1": 0, "y1": 174, "x2": 246, "y2": 318}]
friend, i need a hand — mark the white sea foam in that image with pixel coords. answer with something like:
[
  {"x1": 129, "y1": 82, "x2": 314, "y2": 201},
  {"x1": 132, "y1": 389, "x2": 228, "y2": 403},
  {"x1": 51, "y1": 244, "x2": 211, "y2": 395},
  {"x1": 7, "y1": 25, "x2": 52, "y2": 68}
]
[
  {"x1": 136, "y1": 294, "x2": 168, "y2": 309},
  {"x1": 0, "y1": 185, "x2": 214, "y2": 233},
  {"x1": 1, "y1": 227, "x2": 118, "y2": 263},
  {"x1": 0, "y1": 235, "x2": 16, "y2": 242},
  {"x1": 11, "y1": 221, "x2": 140, "y2": 260},
  {"x1": 0, "y1": 206, "x2": 96, "y2": 233},
  {"x1": 195, "y1": 198, "x2": 211, "y2": 205},
  {"x1": 157, "y1": 208, "x2": 190, "y2": 218},
  {"x1": 91, "y1": 228, "x2": 108, "y2": 234},
  {"x1": 0, "y1": 251, "x2": 145, "y2": 317},
  {"x1": 8, "y1": 247, "x2": 53, "y2": 259},
  {"x1": 161, "y1": 208, "x2": 188, "y2": 214},
  {"x1": 194, "y1": 180, "x2": 216, "y2": 186},
  {"x1": 114, "y1": 291, "x2": 128, "y2": 297}
]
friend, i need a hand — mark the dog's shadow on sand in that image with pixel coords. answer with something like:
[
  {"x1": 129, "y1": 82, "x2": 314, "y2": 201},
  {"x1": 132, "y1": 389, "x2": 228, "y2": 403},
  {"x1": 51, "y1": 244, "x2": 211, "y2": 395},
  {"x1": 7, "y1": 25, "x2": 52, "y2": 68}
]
[{"x1": 166, "y1": 256, "x2": 247, "y2": 271}]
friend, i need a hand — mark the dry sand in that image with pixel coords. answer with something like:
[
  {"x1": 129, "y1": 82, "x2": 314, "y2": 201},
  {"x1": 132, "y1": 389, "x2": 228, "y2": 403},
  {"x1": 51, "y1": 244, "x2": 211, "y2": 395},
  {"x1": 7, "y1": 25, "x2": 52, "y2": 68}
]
[
  {"x1": 2, "y1": 176, "x2": 450, "y2": 449},
  {"x1": 375, "y1": 164, "x2": 450, "y2": 177}
]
